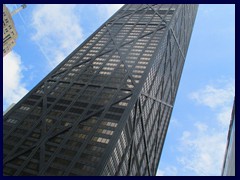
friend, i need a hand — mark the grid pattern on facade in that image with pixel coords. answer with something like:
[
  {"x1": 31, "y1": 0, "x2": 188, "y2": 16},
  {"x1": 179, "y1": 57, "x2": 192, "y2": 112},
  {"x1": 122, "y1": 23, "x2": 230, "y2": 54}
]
[
  {"x1": 3, "y1": 4, "x2": 198, "y2": 176},
  {"x1": 101, "y1": 4, "x2": 198, "y2": 176},
  {"x1": 3, "y1": 4, "x2": 18, "y2": 57}
]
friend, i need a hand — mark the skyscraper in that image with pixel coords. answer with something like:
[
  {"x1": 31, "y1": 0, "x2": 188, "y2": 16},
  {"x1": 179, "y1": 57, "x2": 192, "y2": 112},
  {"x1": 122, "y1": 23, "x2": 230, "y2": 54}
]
[
  {"x1": 3, "y1": 4, "x2": 198, "y2": 176},
  {"x1": 3, "y1": 4, "x2": 18, "y2": 57},
  {"x1": 3, "y1": 4, "x2": 27, "y2": 57}
]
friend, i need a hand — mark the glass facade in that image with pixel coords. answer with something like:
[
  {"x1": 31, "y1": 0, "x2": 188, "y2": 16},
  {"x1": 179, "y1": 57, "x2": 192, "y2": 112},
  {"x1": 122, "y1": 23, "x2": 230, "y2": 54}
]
[{"x1": 3, "y1": 4, "x2": 198, "y2": 176}]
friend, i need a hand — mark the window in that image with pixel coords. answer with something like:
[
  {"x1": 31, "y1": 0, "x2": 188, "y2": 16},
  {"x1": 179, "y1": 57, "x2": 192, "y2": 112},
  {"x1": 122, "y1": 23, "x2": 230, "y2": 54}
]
[
  {"x1": 6, "y1": 118, "x2": 18, "y2": 124},
  {"x1": 97, "y1": 128, "x2": 114, "y2": 135},
  {"x1": 92, "y1": 136, "x2": 109, "y2": 144},
  {"x1": 20, "y1": 105, "x2": 30, "y2": 111},
  {"x1": 73, "y1": 132, "x2": 87, "y2": 139},
  {"x1": 101, "y1": 121, "x2": 118, "y2": 128}
]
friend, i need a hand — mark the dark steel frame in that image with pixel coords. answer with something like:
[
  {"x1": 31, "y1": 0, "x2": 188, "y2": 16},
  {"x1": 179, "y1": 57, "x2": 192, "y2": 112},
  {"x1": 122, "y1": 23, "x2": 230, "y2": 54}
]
[{"x1": 3, "y1": 4, "x2": 198, "y2": 176}]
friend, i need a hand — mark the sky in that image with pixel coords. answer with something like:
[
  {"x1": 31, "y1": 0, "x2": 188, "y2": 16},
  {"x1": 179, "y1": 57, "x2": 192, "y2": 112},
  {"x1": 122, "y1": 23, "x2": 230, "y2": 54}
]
[{"x1": 3, "y1": 4, "x2": 235, "y2": 176}]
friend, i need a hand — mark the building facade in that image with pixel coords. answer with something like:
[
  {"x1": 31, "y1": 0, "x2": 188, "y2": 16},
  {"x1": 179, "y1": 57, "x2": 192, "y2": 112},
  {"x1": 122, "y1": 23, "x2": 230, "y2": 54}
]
[
  {"x1": 222, "y1": 99, "x2": 235, "y2": 176},
  {"x1": 3, "y1": 4, "x2": 198, "y2": 176},
  {"x1": 3, "y1": 4, "x2": 18, "y2": 57}
]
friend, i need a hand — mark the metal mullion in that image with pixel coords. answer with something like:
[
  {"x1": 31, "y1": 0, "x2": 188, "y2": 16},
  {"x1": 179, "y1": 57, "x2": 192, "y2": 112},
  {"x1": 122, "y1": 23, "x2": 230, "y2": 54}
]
[
  {"x1": 50, "y1": 36, "x2": 114, "y2": 81},
  {"x1": 111, "y1": 5, "x2": 166, "y2": 89},
  {"x1": 171, "y1": 32, "x2": 186, "y2": 100},
  {"x1": 40, "y1": 51, "x2": 132, "y2": 175},
  {"x1": 112, "y1": 4, "x2": 155, "y2": 38},
  {"x1": 182, "y1": 5, "x2": 187, "y2": 55},
  {"x1": 133, "y1": 7, "x2": 177, "y2": 173},
  {"x1": 48, "y1": 125, "x2": 73, "y2": 139},
  {"x1": 155, "y1": 105, "x2": 173, "y2": 163},
  {"x1": 126, "y1": 100, "x2": 138, "y2": 176},
  {"x1": 160, "y1": 59, "x2": 174, "y2": 106},
  {"x1": 167, "y1": 31, "x2": 174, "y2": 105},
  {"x1": 4, "y1": 74, "x2": 76, "y2": 142},
  {"x1": 52, "y1": 79, "x2": 132, "y2": 92},
  {"x1": 177, "y1": 7, "x2": 185, "y2": 55},
  {"x1": 99, "y1": 6, "x2": 161, "y2": 172},
  {"x1": 169, "y1": 32, "x2": 183, "y2": 105},
  {"x1": 38, "y1": 49, "x2": 124, "y2": 175},
  {"x1": 114, "y1": 102, "x2": 139, "y2": 175},
  {"x1": 61, "y1": 76, "x2": 133, "y2": 176},
  {"x1": 3, "y1": 144, "x2": 37, "y2": 164},
  {"x1": 116, "y1": 96, "x2": 156, "y2": 175},
  {"x1": 132, "y1": 139, "x2": 141, "y2": 176},
  {"x1": 138, "y1": 100, "x2": 159, "y2": 174},
  {"x1": 116, "y1": 24, "x2": 165, "y2": 51},
  {"x1": 12, "y1": 127, "x2": 73, "y2": 175},
  {"x1": 4, "y1": 111, "x2": 45, "y2": 161},
  {"x1": 49, "y1": 22, "x2": 116, "y2": 78},
  {"x1": 111, "y1": 22, "x2": 160, "y2": 26},
  {"x1": 62, "y1": 93, "x2": 133, "y2": 174},
  {"x1": 3, "y1": 5, "x2": 129, "y2": 120},
  {"x1": 83, "y1": 76, "x2": 135, "y2": 175},
  {"x1": 4, "y1": 4, "x2": 199, "y2": 176},
  {"x1": 144, "y1": 4, "x2": 174, "y2": 96},
  {"x1": 155, "y1": 42, "x2": 168, "y2": 100},
  {"x1": 12, "y1": 44, "x2": 122, "y2": 175},
  {"x1": 150, "y1": 102, "x2": 162, "y2": 173},
  {"x1": 3, "y1": 86, "x2": 53, "y2": 140},
  {"x1": 4, "y1": 4, "x2": 131, "y2": 139},
  {"x1": 117, "y1": 114, "x2": 143, "y2": 175},
  {"x1": 171, "y1": 42, "x2": 181, "y2": 99},
  {"x1": 158, "y1": 32, "x2": 172, "y2": 103},
  {"x1": 98, "y1": 5, "x2": 176, "y2": 173},
  {"x1": 170, "y1": 28, "x2": 185, "y2": 59},
  {"x1": 108, "y1": 5, "x2": 162, "y2": 87},
  {"x1": 71, "y1": 85, "x2": 133, "y2": 175},
  {"x1": 107, "y1": 4, "x2": 146, "y2": 38},
  {"x1": 146, "y1": 4, "x2": 168, "y2": 24},
  {"x1": 164, "y1": 78, "x2": 174, "y2": 110},
  {"x1": 154, "y1": 109, "x2": 168, "y2": 161},
  {"x1": 124, "y1": 101, "x2": 153, "y2": 175},
  {"x1": 39, "y1": 79, "x2": 52, "y2": 171},
  {"x1": 51, "y1": 23, "x2": 119, "y2": 79},
  {"x1": 133, "y1": 4, "x2": 174, "y2": 97},
  {"x1": 4, "y1": 77, "x2": 73, "y2": 161},
  {"x1": 172, "y1": 6, "x2": 197, "y2": 96},
  {"x1": 77, "y1": 93, "x2": 132, "y2": 127},
  {"x1": 52, "y1": 5, "x2": 147, "y2": 82},
  {"x1": 67, "y1": 6, "x2": 147, "y2": 85},
  {"x1": 108, "y1": 5, "x2": 153, "y2": 24},
  {"x1": 105, "y1": 27, "x2": 137, "y2": 87},
  {"x1": 136, "y1": 98, "x2": 160, "y2": 175},
  {"x1": 155, "y1": 84, "x2": 173, "y2": 152},
  {"x1": 138, "y1": 100, "x2": 152, "y2": 176},
  {"x1": 4, "y1": 123, "x2": 73, "y2": 165},
  {"x1": 144, "y1": 31, "x2": 168, "y2": 97},
  {"x1": 104, "y1": 5, "x2": 150, "y2": 87},
  {"x1": 37, "y1": 83, "x2": 105, "y2": 175}
]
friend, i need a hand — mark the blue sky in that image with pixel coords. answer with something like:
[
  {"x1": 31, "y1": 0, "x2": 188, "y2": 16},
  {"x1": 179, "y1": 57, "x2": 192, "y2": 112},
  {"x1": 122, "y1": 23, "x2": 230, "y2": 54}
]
[{"x1": 3, "y1": 4, "x2": 235, "y2": 176}]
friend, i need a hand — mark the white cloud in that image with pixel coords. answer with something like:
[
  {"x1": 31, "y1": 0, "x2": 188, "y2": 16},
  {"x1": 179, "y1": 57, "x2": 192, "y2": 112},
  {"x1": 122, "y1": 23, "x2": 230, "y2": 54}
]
[
  {"x1": 175, "y1": 79, "x2": 235, "y2": 175},
  {"x1": 30, "y1": 4, "x2": 124, "y2": 69},
  {"x1": 177, "y1": 125, "x2": 226, "y2": 176},
  {"x1": 3, "y1": 51, "x2": 28, "y2": 111},
  {"x1": 194, "y1": 122, "x2": 208, "y2": 132},
  {"x1": 189, "y1": 80, "x2": 234, "y2": 109},
  {"x1": 217, "y1": 106, "x2": 232, "y2": 127},
  {"x1": 156, "y1": 166, "x2": 178, "y2": 176},
  {"x1": 31, "y1": 4, "x2": 84, "y2": 68},
  {"x1": 156, "y1": 169, "x2": 164, "y2": 176}
]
